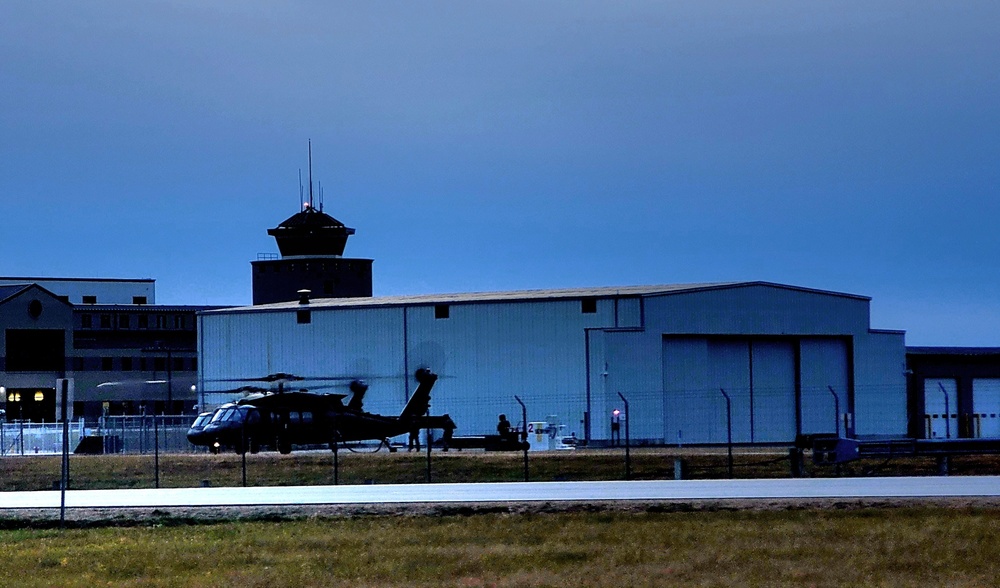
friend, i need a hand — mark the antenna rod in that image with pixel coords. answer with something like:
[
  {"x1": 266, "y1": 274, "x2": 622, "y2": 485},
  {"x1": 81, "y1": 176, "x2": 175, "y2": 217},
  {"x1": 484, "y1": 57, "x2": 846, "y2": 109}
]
[
  {"x1": 298, "y1": 169, "x2": 304, "y2": 210},
  {"x1": 308, "y1": 139, "x2": 314, "y2": 209}
]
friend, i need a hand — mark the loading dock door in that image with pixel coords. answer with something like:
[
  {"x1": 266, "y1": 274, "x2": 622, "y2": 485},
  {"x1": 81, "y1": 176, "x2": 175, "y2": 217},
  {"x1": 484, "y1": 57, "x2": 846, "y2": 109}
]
[
  {"x1": 924, "y1": 378, "x2": 958, "y2": 439},
  {"x1": 973, "y1": 379, "x2": 1000, "y2": 438}
]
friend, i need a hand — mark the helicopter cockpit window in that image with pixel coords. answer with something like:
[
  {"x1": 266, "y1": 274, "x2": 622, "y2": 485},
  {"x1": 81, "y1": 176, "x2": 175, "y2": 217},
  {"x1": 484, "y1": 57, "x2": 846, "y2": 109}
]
[
  {"x1": 300, "y1": 411, "x2": 313, "y2": 424},
  {"x1": 210, "y1": 408, "x2": 234, "y2": 423}
]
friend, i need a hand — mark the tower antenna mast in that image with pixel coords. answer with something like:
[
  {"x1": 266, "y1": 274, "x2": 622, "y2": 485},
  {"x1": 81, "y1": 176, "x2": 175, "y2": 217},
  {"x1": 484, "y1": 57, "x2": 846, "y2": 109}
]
[
  {"x1": 298, "y1": 169, "x2": 304, "y2": 211},
  {"x1": 307, "y1": 139, "x2": 315, "y2": 210}
]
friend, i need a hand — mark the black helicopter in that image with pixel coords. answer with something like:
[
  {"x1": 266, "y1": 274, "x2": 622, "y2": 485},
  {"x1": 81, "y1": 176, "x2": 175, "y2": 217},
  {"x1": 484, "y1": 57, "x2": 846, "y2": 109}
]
[{"x1": 187, "y1": 368, "x2": 456, "y2": 454}]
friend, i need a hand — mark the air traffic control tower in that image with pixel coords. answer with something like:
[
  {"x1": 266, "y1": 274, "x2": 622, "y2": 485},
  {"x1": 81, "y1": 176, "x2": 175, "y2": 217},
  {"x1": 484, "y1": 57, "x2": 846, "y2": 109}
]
[{"x1": 251, "y1": 204, "x2": 373, "y2": 305}]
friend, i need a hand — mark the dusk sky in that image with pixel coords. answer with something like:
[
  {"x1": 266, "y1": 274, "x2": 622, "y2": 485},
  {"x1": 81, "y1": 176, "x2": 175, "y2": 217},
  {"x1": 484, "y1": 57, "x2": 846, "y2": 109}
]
[{"x1": 1, "y1": 2, "x2": 998, "y2": 345}]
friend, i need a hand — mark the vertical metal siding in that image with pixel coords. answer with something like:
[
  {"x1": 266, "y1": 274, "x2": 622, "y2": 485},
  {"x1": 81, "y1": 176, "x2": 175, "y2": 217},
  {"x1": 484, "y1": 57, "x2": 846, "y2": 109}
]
[
  {"x1": 644, "y1": 285, "x2": 869, "y2": 336},
  {"x1": 401, "y1": 299, "x2": 616, "y2": 437},
  {"x1": 852, "y1": 331, "x2": 907, "y2": 436},
  {"x1": 602, "y1": 330, "x2": 661, "y2": 442}
]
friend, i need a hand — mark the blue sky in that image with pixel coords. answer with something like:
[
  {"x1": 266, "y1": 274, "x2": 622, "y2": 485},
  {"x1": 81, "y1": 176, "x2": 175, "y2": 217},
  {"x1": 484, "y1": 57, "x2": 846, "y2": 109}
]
[{"x1": 1, "y1": 2, "x2": 998, "y2": 345}]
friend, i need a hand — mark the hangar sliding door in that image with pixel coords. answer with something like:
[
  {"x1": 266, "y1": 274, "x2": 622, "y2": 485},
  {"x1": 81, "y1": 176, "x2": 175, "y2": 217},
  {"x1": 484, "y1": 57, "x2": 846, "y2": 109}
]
[
  {"x1": 799, "y1": 338, "x2": 850, "y2": 436},
  {"x1": 663, "y1": 338, "x2": 718, "y2": 445},
  {"x1": 663, "y1": 337, "x2": 795, "y2": 444},
  {"x1": 750, "y1": 341, "x2": 796, "y2": 443}
]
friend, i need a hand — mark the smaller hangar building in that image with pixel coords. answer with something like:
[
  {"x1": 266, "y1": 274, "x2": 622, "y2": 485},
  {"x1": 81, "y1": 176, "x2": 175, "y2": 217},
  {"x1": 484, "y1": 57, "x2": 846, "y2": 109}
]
[{"x1": 198, "y1": 282, "x2": 906, "y2": 445}]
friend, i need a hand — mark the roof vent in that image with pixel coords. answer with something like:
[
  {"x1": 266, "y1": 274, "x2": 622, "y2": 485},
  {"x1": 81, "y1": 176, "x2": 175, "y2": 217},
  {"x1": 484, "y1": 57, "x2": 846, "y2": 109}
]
[{"x1": 297, "y1": 289, "x2": 311, "y2": 305}]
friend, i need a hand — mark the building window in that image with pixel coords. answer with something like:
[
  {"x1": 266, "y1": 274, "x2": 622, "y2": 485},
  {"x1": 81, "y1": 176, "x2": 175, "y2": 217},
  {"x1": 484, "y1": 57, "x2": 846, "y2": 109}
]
[
  {"x1": 139, "y1": 357, "x2": 149, "y2": 371},
  {"x1": 191, "y1": 358, "x2": 197, "y2": 371},
  {"x1": 81, "y1": 314, "x2": 93, "y2": 329},
  {"x1": 82, "y1": 295, "x2": 97, "y2": 304},
  {"x1": 133, "y1": 296, "x2": 147, "y2": 305},
  {"x1": 434, "y1": 304, "x2": 450, "y2": 319},
  {"x1": 156, "y1": 315, "x2": 167, "y2": 329},
  {"x1": 118, "y1": 314, "x2": 130, "y2": 329},
  {"x1": 5, "y1": 329, "x2": 65, "y2": 372},
  {"x1": 100, "y1": 315, "x2": 112, "y2": 328},
  {"x1": 57, "y1": 295, "x2": 70, "y2": 303},
  {"x1": 154, "y1": 357, "x2": 166, "y2": 371},
  {"x1": 581, "y1": 298, "x2": 597, "y2": 314},
  {"x1": 101, "y1": 357, "x2": 113, "y2": 371},
  {"x1": 137, "y1": 314, "x2": 148, "y2": 329},
  {"x1": 297, "y1": 310, "x2": 311, "y2": 324},
  {"x1": 122, "y1": 357, "x2": 133, "y2": 371},
  {"x1": 173, "y1": 357, "x2": 185, "y2": 371},
  {"x1": 173, "y1": 315, "x2": 184, "y2": 329}
]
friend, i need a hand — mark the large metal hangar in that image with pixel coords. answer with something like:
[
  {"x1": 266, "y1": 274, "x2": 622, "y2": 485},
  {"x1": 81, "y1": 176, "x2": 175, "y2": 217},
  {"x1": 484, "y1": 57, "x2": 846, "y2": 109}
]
[{"x1": 197, "y1": 281, "x2": 906, "y2": 446}]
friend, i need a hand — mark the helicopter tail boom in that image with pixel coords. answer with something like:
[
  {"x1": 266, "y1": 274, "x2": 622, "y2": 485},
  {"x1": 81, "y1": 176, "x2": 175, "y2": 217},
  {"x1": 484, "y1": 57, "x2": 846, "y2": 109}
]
[{"x1": 399, "y1": 368, "x2": 438, "y2": 419}]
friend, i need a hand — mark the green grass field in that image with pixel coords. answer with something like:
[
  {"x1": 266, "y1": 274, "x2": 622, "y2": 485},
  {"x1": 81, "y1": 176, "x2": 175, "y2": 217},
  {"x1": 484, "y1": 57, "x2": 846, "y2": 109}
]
[{"x1": 2, "y1": 508, "x2": 998, "y2": 587}]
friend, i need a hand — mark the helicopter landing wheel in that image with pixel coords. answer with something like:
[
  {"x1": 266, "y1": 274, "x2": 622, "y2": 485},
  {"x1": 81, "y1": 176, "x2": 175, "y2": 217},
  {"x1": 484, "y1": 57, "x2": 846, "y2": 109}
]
[{"x1": 276, "y1": 434, "x2": 292, "y2": 455}]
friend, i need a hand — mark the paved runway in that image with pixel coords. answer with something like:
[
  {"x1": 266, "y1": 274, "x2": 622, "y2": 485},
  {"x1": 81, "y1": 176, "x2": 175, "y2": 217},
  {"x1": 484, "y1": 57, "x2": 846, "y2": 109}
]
[{"x1": 3, "y1": 477, "x2": 1000, "y2": 509}]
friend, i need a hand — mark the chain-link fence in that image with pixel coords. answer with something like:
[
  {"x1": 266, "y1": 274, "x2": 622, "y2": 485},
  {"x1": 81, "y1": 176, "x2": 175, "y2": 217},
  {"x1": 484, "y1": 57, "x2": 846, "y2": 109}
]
[
  {"x1": 1, "y1": 384, "x2": 993, "y2": 491},
  {"x1": 1, "y1": 416, "x2": 197, "y2": 456}
]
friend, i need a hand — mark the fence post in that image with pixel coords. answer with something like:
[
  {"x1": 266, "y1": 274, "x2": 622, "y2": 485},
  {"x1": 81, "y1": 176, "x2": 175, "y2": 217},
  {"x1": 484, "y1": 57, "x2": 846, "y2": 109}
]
[
  {"x1": 938, "y1": 382, "x2": 951, "y2": 439},
  {"x1": 59, "y1": 378, "x2": 69, "y2": 528},
  {"x1": 720, "y1": 388, "x2": 733, "y2": 478},
  {"x1": 515, "y1": 395, "x2": 528, "y2": 482},
  {"x1": 154, "y1": 416, "x2": 160, "y2": 489},
  {"x1": 241, "y1": 419, "x2": 247, "y2": 487},
  {"x1": 827, "y1": 386, "x2": 841, "y2": 437},
  {"x1": 426, "y1": 413, "x2": 433, "y2": 483},
  {"x1": 333, "y1": 437, "x2": 339, "y2": 486},
  {"x1": 617, "y1": 392, "x2": 631, "y2": 481}
]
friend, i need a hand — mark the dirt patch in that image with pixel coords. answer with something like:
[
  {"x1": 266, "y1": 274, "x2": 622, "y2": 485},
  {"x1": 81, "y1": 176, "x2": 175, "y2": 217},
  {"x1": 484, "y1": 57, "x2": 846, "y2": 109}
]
[{"x1": 4, "y1": 496, "x2": 1000, "y2": 528}]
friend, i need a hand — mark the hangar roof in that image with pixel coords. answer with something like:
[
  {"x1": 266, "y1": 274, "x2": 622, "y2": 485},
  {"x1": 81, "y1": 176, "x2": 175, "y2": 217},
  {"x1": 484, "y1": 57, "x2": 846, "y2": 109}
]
[
  {"x1": 0, "y1": 284, "x2": 31, "y2": 304},
  {"x1": 907, "y1": 346, "x2": 1000, "y2": 356},
  {"x1": 203, "y1": 281, "x2": 870, "y2": 315}
]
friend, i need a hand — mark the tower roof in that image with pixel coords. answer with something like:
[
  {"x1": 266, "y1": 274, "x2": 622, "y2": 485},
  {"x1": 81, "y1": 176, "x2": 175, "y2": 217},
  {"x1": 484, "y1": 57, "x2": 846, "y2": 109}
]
[{"x1": 267, "y1": 205, "x2": 356, "y2": 257}]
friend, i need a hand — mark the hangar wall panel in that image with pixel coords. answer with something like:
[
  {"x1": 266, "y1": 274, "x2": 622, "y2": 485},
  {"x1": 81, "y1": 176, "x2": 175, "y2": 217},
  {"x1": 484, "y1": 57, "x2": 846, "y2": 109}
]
[
  {"x1": 199, "y1": 309, "x2": 408, "y2": 415},
  {"x1": 402, "y1": 299, "x2": 616, "y2": 436},
  {"x1": 644, "y1": 285, "x2": 869, "y2": 336},
  {"x1": 614, "y1": 297, "x2": 643, "y2": 328},
  {"x1": 599, "y1": 329, "x2": 660, "y2": 441},
  {"x1": 853, "y1": 331, "x2": 907, "y2": 436}
]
